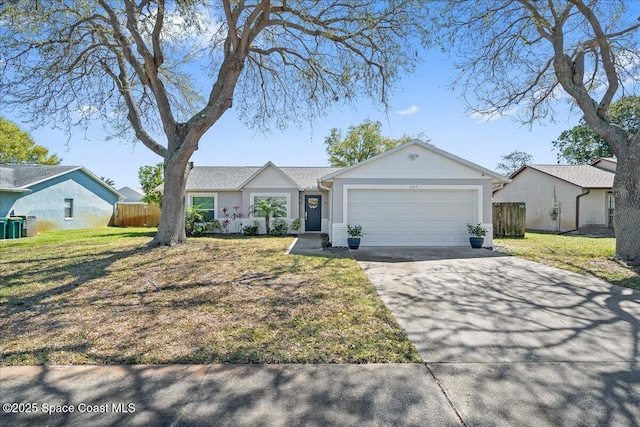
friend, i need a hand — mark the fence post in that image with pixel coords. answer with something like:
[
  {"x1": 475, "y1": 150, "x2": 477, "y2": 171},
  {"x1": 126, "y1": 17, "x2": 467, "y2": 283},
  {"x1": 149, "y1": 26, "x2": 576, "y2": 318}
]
[{"x1": 493, "y1": 202, "x2": 526, "y2": 238}]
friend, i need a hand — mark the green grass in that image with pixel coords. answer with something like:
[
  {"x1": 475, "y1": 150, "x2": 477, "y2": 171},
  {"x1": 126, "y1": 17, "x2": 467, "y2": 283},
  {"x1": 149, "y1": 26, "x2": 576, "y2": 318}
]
[
  {"x1": 495, "y1": 232, "x2": 639, "y2": 290},
  {"x1": 0, "y1": 227, "x2": 420, "y2": 365}
]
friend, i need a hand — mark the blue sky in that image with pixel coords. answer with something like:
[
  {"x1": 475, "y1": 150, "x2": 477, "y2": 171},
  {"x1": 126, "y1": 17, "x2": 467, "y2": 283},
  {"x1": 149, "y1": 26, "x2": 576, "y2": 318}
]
[{"x1": 6, "y1": 47, "x2": 582, "y2": 189}]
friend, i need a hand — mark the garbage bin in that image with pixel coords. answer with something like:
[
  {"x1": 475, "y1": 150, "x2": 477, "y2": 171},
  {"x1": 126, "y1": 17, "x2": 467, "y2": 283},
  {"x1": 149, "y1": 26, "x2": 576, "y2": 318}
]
[
  {"x1": 18, "y1": 215, "x2": 38, "y2": 237},
  {"x1": 0, "y1": 218, "x2": 7, "y2": 240},
  {"x1": 7, "y1": 217, "x2": 23, "y2": 239},
  {"x1": 24, "y1": 215, "x2": 37, "y2": 237}
]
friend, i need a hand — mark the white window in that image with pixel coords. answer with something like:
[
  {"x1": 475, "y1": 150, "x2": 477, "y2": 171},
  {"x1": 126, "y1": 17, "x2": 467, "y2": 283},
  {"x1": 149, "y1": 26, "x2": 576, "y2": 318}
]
[
  {"x1": 190, "y1": 194, "x2": 216, "y2": 221},
  {"x1": 250, "y1": 193, "x2": 290, "y2": 218},
  {"x1": 64, "y1": 198, "x2": 74, "y2": 219}
]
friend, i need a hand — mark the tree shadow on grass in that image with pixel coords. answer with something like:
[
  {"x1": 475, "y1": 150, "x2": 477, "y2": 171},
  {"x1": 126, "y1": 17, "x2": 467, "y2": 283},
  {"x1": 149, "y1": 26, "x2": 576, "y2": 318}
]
[{"x1": 1, "y1": 244, "x2": 157, "y2": 316}]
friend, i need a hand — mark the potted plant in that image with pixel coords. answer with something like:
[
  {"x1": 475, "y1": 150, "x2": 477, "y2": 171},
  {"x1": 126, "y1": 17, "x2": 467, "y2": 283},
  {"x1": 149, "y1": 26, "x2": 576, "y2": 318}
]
[
  {"x1": 466, "y1": 223, "x2": 487, "y2": 248},
  {"x1": 347, "y1": 224, "x2": 363, "y2": 249}
]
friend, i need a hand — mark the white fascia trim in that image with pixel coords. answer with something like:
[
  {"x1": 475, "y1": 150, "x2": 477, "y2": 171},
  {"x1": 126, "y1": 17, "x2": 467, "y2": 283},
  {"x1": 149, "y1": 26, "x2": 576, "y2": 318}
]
[
  {"x1": 342, "y1": 184, "x2": 484, "y2": 226},
  {"x1": 188, "y1": 192, "x2": 219, "y2": 219},
  {"x1": 250, "y1": 192, "x2": 292, "y2": 219}
]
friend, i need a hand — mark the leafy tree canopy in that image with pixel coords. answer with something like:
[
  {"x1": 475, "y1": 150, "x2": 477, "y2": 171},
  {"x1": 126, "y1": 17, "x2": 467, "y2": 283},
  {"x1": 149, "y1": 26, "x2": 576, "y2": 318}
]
[
  {"x1": 138, "y1": 163, "x2": 164, "y2": 205},
  {"x1": 0, "y1": 117, "x2": 61, "y2": 165},
  {"x1": 552, "y1": 96, "x2": 639, "y2": 164},
  {"x1": 325, "y1": 120, "x2": 423, "y2": 167},
  {"x1": 496, "y1": 150, "x2": 533, "y2": 176}
]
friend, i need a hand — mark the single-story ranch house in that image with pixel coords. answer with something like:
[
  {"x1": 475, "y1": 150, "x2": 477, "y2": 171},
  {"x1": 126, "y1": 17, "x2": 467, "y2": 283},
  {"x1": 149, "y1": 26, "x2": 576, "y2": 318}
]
[
  {"x1": 185, "y1": 140, "x2": 509, "y2": 247},
  {"x1": 0, "y1": 165, "x2": 123, "y2": 232},
  {"x1": 493, "y1": 158, "x2": 616, "y2": 234}
]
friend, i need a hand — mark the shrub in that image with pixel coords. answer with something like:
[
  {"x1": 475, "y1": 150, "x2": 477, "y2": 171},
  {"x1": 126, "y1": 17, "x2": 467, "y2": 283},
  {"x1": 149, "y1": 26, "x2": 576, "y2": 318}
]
[
  {"x1": 185, "y1": 205, "x2": 204, "y2": 236},
  {"x1": 321, "y1": 233, "x2": 331, "y2": 248},
  {"x1": 205, "y1": 219, "x2": 221, "y2": 232},
  {"x1": 242, "y1": 221, "x2": 260, "y2": 236},
  {"x1": 290, "y1": 218, "x2": 301, "y2": 231},
  {"x1": 466, "y1": 223, "x2": 488, "y2": 237},
  {"x1": 271, "y1": 219, "x2": 289, "y2": 237},
  {"x1": 347, "y1": 224, "x2": 363, "y2": 237}
]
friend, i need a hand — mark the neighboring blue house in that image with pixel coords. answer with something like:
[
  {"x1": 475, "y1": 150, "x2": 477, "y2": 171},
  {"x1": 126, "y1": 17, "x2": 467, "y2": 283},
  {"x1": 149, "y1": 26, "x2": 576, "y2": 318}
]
[{"x1": 0, "y1": 165, "x2": 123, "y2": 232}]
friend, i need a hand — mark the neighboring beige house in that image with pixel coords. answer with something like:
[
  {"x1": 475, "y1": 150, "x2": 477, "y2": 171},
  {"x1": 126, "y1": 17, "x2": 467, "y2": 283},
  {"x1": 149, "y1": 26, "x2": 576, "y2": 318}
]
[
  {"x1": 184, "y1": 140, "x2": 509, "y2": 247},
  {"x1": 493, "y1": 158, "x2": 616, "y2": 234},
  {"x1": 117, "y1": 186, "x2": 145, "y2": 203}
]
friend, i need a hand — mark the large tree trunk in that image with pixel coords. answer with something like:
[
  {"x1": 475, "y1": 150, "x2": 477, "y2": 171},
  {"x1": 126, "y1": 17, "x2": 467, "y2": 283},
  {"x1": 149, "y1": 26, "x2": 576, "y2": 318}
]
[
  {"x1": 612, "y1": 144, "x2": 640, "y2": 266},
  {"x1": 152, "y1": 157, "x2": 192, "y2": 246}
]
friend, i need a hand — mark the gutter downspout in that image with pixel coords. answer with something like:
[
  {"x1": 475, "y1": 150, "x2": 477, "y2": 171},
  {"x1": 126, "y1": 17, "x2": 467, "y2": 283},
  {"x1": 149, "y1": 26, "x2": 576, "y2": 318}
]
[{"x1": 560, "y1": 189, "x2": 590, "y2": 234}]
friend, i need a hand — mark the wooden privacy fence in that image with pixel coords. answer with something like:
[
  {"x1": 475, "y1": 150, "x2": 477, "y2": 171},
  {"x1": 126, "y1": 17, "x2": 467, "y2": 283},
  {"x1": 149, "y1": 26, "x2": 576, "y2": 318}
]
[
  {"x1": 493, "y1": 202, "x2": 526, "y2": 238},
  {"x1": 114, "y1": 203, "x2": 161, "y2": 227}
]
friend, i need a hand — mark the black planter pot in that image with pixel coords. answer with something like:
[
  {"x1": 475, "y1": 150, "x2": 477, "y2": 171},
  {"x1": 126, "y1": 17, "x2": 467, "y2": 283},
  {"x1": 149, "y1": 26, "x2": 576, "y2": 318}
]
[
  {"x1": 469, "y1": 237, "x2": 484, "y2": 248},
  {"x1": 348, "y1": 237, "x2": 361, "y2": 249}
]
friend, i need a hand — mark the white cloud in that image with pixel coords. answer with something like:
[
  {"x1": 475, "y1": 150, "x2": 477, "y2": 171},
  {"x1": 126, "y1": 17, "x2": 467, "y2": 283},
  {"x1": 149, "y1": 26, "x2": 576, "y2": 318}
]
[{"x1": 397, "y1": 105, "x2": 419, "y2": 115}]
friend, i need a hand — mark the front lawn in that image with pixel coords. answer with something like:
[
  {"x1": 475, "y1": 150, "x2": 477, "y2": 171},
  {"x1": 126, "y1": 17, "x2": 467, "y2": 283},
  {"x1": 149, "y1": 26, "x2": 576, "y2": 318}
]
[
  {"x1": 494, "y1": 232, "x2": 640, "y2": 290},
  {"x1": 0, "y1": 228, "x2": 419, "y2": 365}
]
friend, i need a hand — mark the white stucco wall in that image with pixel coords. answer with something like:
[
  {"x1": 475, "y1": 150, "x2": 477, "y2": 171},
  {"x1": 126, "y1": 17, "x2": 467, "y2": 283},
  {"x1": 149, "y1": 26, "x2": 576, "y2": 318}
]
[{"x1": 580, "y1": 190, "x2": 610, "y2": 226}]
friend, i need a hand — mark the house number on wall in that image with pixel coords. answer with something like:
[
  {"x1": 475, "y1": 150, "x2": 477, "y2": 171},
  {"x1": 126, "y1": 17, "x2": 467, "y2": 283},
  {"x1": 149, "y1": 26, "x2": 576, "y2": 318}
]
[{"x1": 408, "y1": 185, "x2": 418, "y2": 189}]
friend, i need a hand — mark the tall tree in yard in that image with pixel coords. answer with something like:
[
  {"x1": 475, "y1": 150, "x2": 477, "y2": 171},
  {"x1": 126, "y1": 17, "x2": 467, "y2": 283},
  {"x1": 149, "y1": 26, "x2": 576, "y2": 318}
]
[
  {"x1": 324, "y1": 119, "x2": 418, "y2": 167},
  {"x1": 0, "y1": 117, "x2": 61, "y2": 165},
  {"x1": 552, "y1": 96, "x2": 639, "y2": 164},
  {"x1": 0, "y1": 1, "x2": 429, "y2": 246},
  {"x1": 438, "y1": 0, "x2": 640, "y2": 265}
]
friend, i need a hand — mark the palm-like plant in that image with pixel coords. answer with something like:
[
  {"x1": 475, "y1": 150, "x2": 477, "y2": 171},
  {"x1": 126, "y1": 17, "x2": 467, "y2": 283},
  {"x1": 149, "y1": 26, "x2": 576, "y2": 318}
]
[
  {"x1": 249, "y1": 198, "x2": 287, "y2": 235},
  {"x1": 185, "y1": 205, "x2": 205, "y2": 236}
]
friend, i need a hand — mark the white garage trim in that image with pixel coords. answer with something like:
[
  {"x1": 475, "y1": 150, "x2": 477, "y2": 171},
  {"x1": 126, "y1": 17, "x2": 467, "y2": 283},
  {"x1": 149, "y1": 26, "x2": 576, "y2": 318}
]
[
  {"x1": 342, "y1": 185, "x2": 483, "y2": 247},
  {"x1": 342, "y1": 184, "x2": 483, "y2": 225}
]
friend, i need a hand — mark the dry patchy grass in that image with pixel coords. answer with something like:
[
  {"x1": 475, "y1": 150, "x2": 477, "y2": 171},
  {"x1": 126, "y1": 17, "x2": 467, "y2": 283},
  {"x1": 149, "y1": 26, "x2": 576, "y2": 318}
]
[
  {"x1": 495, "y1": 232, "x2": 639, "y2": 290},
  {"x1": 0, "y1": 228, "x2": 419, "y2": 365}
]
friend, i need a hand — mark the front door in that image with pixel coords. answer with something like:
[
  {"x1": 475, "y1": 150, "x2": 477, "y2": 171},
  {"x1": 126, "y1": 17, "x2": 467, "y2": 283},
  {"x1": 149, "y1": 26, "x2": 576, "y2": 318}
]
[{"x1": 304, "y1": 195, "x2": 322, "y2": 231}]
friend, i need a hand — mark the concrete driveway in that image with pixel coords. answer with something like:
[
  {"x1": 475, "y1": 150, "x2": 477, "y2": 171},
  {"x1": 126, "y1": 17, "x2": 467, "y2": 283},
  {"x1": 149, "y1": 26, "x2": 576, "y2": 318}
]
[{"x1": 354, "y1": 247, "x2": 640, "y2": 427}]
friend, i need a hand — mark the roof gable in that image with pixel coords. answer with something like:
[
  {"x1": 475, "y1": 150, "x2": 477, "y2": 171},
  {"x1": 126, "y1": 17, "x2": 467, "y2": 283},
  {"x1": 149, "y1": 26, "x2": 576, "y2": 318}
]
[
  {"x1": 320, "y1": 140, "x2": 509, "y2": 183},
  {"x1": 239, "y1": 162, "x2": 302, "y2": 189},
  {"x1": 590, "y1": 157, "x2": 617, "y2": 172}
]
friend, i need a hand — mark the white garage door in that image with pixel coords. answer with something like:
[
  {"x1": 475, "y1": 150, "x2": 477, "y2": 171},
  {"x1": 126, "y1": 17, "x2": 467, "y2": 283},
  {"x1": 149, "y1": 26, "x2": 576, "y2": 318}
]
[{"x1": 347, "y1": 189, "x2": 476, "y2": 246}]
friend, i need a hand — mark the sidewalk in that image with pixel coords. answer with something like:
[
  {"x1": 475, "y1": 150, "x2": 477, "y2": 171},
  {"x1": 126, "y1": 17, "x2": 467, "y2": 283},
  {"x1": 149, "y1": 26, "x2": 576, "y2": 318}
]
[{"x1": 1, "y1": 364, "x2": 461, "y2": 427}]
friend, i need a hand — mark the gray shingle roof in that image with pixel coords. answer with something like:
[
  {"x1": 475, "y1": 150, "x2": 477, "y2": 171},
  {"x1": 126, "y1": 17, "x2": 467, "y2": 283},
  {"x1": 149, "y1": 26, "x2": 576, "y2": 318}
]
[
  {"x1": 0, "y1": 165, "x2": 79, "y2": 189},
  {"x1": 0, "y1": 164, "x2": 123, "y2": 198},
  {"x1": 186, "y1": 166, "x2": 259, "y2": 190},
  {"x1": 280, "y1": 167, "x2": 343, "y2": 189},
  {"x1": 186, "y1": 165, "x2": 342, "y2": 191},
  {"x1": 527, "y1": 164, "x2": 615, "y2": 188}
]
